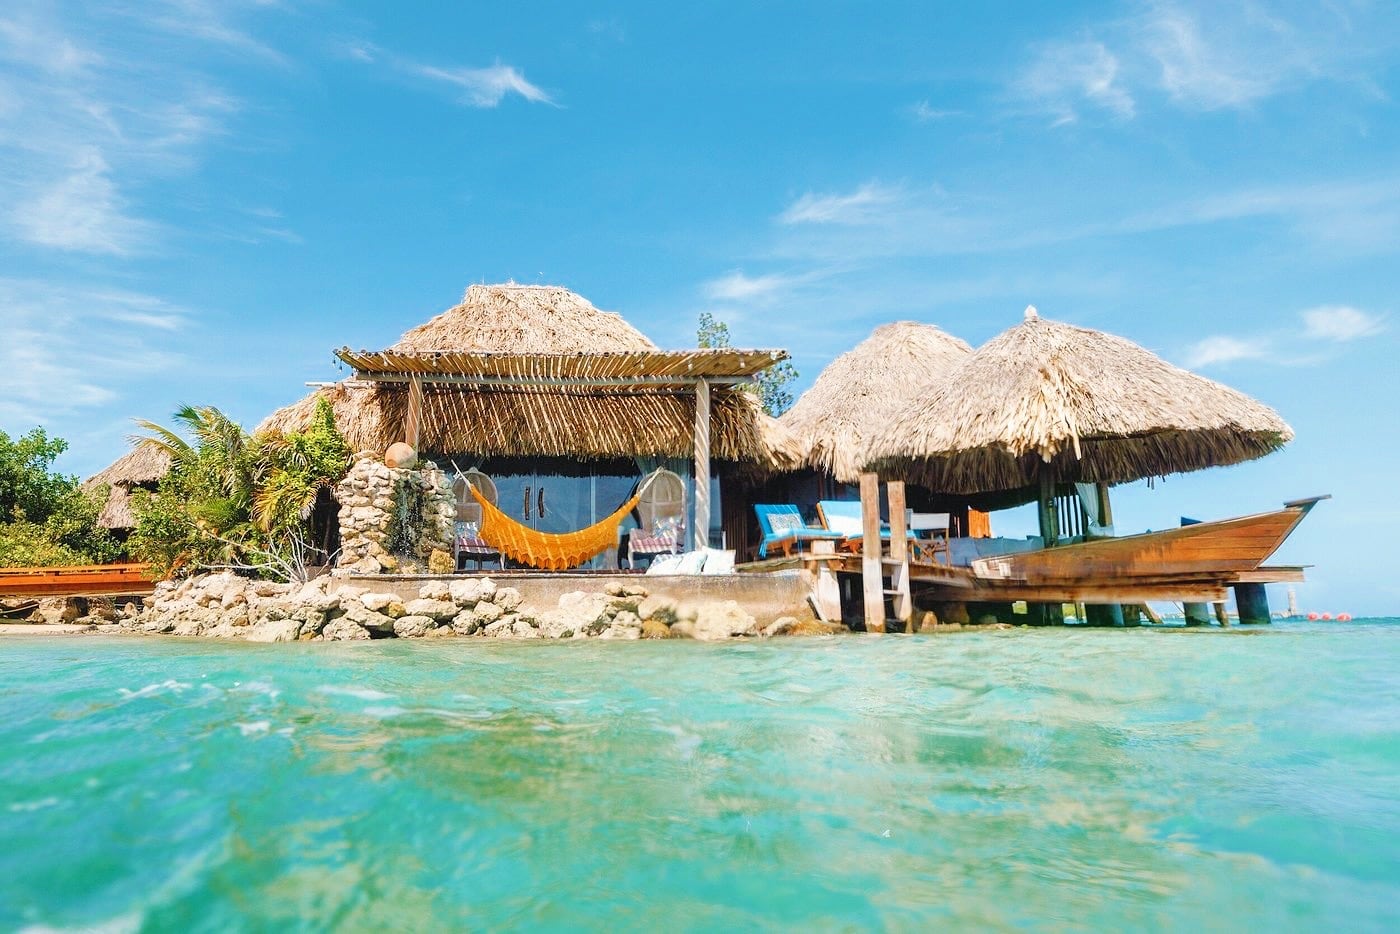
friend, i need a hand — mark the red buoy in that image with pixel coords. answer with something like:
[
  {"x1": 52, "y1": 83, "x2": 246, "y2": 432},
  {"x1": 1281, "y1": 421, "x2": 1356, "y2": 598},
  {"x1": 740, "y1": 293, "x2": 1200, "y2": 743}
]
[{"x1": 1307, "y1": 612, "x2": 1319, "y2": 620}]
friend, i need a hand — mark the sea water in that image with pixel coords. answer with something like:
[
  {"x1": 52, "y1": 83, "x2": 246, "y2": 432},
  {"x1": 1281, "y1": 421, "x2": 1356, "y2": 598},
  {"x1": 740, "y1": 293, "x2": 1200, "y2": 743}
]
[{"x1": 2, "y1": 622, "x2": 1397, "y2": 931}]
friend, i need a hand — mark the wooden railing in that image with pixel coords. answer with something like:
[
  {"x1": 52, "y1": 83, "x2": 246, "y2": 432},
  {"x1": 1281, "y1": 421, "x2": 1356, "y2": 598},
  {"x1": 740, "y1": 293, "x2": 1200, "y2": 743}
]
[{"x1": 0, "y1": 564, "x2": 158, "y2": 598}]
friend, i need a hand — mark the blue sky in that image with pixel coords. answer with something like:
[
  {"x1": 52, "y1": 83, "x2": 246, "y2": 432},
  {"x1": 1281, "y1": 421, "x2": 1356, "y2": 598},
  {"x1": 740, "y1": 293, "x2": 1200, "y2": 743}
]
[{"x1": 2, "y1": 1, "x2": 1397, "y2": 612}]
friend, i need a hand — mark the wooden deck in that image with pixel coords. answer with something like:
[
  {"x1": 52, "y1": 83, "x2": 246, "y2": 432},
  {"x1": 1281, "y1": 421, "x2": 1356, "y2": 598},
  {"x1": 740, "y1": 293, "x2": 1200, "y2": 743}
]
[{"x1": 0, "y1": 564, "x2": 157, "y2": 598}]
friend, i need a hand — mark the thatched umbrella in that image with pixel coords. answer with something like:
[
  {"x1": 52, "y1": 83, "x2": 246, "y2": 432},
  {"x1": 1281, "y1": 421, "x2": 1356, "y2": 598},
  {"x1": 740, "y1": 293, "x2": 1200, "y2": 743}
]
[
  {"x1": 393, "y1": 283, "x2": 658, "y2": 353},
  {"x1": 780, "y1": 321, "x2": 972, "y2": 483},
  {"x1": 84, "y1": 444, "x2": 172, "y2": 530},
  {"x1": 868, "y1": 306, "x2": 1293, "y2": 540}
]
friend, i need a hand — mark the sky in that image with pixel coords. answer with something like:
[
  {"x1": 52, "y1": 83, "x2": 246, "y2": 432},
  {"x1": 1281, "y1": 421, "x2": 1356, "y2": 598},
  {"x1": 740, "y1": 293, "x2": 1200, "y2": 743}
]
[{"x1": 2, "y1": 1, "x2": 1398, "y2": 613}]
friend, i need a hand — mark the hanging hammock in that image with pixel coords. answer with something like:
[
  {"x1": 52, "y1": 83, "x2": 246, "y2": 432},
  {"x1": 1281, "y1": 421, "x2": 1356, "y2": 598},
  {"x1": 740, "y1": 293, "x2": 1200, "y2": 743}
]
[{"x1": 466, "y1": 472, "x2": 660, "y2": 571}]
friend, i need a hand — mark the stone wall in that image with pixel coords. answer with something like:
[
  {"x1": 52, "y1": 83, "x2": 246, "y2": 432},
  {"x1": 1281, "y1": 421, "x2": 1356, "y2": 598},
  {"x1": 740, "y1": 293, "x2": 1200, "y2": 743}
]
[{"x1": 335, "y1": 453, "x2": 455, "y2": 575}]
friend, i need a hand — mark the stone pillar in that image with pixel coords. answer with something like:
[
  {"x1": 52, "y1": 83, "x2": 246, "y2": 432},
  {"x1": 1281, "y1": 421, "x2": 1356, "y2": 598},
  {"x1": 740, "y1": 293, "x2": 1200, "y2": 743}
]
[{"x1": 1234, "y1": 583, "x2": 1272, "y2": 625}]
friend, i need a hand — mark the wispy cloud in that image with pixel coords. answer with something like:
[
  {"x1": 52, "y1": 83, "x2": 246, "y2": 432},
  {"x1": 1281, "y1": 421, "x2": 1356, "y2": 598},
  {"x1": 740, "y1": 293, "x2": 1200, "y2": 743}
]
[
  {"x1": 1189, "y1": 305, "x2": 1384, "y2": 368},
  {"x1": 1300, "y1": 305, "x2": 1385, "y2": 341},
  {"x1": 908, "y1": 101, "x2": 962, "y2": 122},
  {"x1": 1014, "y1": 1, "x2": 1391, "y2": 122},
  {"x1": 781, "y1": 182, "x2": 904, "y2": 225},
  {"x1": 704, "y1": 272, "x2": 794, "y2": 302},
  {"x1": 0, "y1": 278, "x2": 190, "y2": 426},
  {"x1": 1189, "y1": 335, "x2": 1271, "y2": 368},
  {"x1": 1018, "y1": 39, "x2": 1134, "y2": 124},
  {"x1": 10, "y1": 148, "x2": 150, "y2": 254},
  {"x1": 411, "y1": 62, "x2": 554, "y2": 107}
]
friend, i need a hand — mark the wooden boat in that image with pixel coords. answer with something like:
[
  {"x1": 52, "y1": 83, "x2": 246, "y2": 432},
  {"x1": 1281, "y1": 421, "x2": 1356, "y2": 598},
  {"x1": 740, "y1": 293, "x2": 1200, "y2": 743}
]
[
  {"x1": 796, "y1": 497, "x2": 1327, "y2": 605},
  {"x1": 0, "y1": 564, "x2": 157, "y2": 599}
]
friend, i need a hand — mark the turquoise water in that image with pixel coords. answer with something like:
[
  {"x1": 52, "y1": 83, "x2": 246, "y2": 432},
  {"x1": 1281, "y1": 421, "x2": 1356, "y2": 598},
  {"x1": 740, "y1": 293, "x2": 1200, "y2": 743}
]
[{"x1": 3, "y1": 623, "x2": 1397, "y2": 931}]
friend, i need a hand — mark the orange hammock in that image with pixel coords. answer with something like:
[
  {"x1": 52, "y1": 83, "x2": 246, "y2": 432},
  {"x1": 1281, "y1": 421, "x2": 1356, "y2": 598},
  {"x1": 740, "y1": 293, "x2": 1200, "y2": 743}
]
[{"x1": 468, "y1": 481, "x2": 649, "y2": 571}]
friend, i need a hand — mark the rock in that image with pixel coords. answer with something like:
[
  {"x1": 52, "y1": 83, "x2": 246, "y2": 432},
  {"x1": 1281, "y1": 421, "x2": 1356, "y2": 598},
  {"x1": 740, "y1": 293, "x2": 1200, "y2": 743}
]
[
  {"x1": 393, "y1": 615, "x2": 435, "y2": 638},
  {"x1": 450, "y1": 611, "x2": 480, "y2": 636},
  {"x1": 668, "y1": 620, "x2": 696, "y2": 639},
  {"x1": 976, "y1": 614, "x2": 1001, "y2": 626},
  {"x1": 692, "y1": 601, "x2": 759, "y2": 640},
  {"x1": 359, "y1": 591, "x2": 401, "y2": 612},
  {"x1": 604, "y1": 581, "x2": 628, "y2": 597},
  {"x1": 246, "y1": 618, "x2": 302, "y2": 643},
  {"x1": 293, "y1": 582, "x2": 341, "y2": 612},
  {"x1": 172, "y1": 616, "x2": 208, "y2": 637},
  {"x1": 322, "y1": 617, "x2": 371, "y2": 641},
  {"x1": 384, "y1": 442, "x2": 417, "y2": 468},
  {"x1": 250, "y1": 581, "x2": 289, "y2": 598},
  {"x1": 345, "y1": 556, "x2": 380, "y2": 575},
  {"x1": 426, "y1": 625, "x2": 455, "y2": 638},
  {"x1": 640, "y1": 619, "x2": 671, "y2": 639},
  {"x1": 493, "y1": 587, "x2": 522, "y2": 611},
  {"x1": 341, "y1": 602, "x2": 395, "y2": 634},
  {"x1": 472, "y1": 601, "x2": 504, "y2": 625},
  {"x1": 622, "y1": 583, "x2": 648, "y2": 598},
  {"x1": 762, "y1": 616, "x2": 799, "y2": 637},
  {"x1": 917, "y1": 610, "x2": 940, "y2": 634},
  {"x1": 418, "y1": 581, "x2": 452, "y2": 602},
  {"x1": 786, "y1": 619, "x2": 847, "y2": 636},
  {"x1": 482, "y1": 617, "x2": 514, "y2": 637},
  {"x1": 402, "y1": 598, "x2": 459, "y2": 621},
  {"x1": 637, "y1": 596, "x2": 678, "y2": 624},
  {"x1": 448, "y1": 579, "x2": 483, "y2": 606},
  {"x1": 428, "y1": 549, "x2": 454, "y2": 575},
  {"x1": 476, "y1": 577, "x2": 498, "y2": 602},
  {"x1": 511, "y1": 619, "x2": 540, "y2": 638}
]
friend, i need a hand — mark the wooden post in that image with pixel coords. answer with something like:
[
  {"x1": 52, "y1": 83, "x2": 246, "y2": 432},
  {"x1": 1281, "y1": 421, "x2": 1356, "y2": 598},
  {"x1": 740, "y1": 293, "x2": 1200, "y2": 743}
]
[
  {"x1": 692, "y1": 378, "x2": 711, "y2": 552},
  {"x1": 806, "y1": 540, "x2": 842, "y2": 623},
  {"x1": 1032, "y1": 465, "x2": 1062, "y2": 625},
  {"x1": 887, "y1": 481, "x2": 912, "y2": 631},
  {"x1": 405, "y1": 374, "x2": 425, "y2": 450},
  {"x1": 1179, "y1": 517, "x2": 1211, "y2": 626},
  {"x1": 1233, "y1": 583, "x2": 1271, "y2": 625},
  {"x1": 1084, "y1": 482, "x2": 1127, "y2": 626},
  {"x1": 859, "y1": 472, "x2": 885, "y2": 633},
  {"x1": 1213, "y1": 602, "x2": 1231, "y2": 627}
]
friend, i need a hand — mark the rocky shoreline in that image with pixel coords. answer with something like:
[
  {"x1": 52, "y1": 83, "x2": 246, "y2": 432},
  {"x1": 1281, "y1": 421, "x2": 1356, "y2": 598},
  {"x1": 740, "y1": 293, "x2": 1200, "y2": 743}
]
[{"x1": 10, "y1": 571, "x2": 848, "y2": 641}]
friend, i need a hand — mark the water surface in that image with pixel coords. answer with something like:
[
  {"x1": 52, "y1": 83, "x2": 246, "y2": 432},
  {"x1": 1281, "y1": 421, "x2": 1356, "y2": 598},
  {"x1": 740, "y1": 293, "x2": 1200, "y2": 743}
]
[{"x1": 3, "y1": 622, "x2": 1397, "y2": 930}]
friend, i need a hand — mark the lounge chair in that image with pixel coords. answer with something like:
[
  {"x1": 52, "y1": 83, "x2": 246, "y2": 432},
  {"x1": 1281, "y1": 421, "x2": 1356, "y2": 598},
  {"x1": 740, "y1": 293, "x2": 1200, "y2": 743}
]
[
  {"x1": 908, "y1": 511, "x2": 951, "y2": 565},
  {"x1": 754, "y1": 504, "x2": 845, "y2": 558},
  {"x1": 815, "y1": 500, "x2": 916, "y2": 554}
]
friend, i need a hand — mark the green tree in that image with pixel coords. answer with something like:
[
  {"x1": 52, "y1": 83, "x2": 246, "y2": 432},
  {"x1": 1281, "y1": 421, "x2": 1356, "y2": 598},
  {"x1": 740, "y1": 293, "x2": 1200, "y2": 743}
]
[
  {"x1": 0, "y1": 428, "x2": 120, "y2": 567},
  {"x1": 128, "y1": 399, "x2": 350, "y2": 579},
  {"x1": 697, "y1": 312, "x2": 799, "y2": 416}
]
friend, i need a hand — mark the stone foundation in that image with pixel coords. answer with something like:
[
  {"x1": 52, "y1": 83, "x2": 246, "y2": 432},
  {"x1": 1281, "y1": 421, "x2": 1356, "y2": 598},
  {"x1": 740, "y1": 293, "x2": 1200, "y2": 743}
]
[{"x1": 335, "y1": 453, "x2": 454, "y2": 575}]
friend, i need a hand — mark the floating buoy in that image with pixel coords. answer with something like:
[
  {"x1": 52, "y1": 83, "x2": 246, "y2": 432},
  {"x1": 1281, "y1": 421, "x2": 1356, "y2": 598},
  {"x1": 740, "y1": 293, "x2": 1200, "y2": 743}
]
[
  {"x1": 1321, "y1": 613, "x2": 1332, "y2": 621},
  {"x1": 1337, "y1": 613, "x2": 1353, "y2": 621},
  {"x1": 1307, "y1": 612, "x2": 1319, "y2": 620}
]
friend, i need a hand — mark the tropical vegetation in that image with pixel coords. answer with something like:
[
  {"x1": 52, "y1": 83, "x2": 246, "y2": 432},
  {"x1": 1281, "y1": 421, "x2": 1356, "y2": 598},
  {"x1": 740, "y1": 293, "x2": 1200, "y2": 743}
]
[
  {"x1": 128, "y1": 399, "x2": 351, "y2": 580},
  {"x1": 0, "y1": 428, "x2": 120, "y2": 567},
  {"x1": 697, "y1": 312, "x2": 799, "y2": 416}
]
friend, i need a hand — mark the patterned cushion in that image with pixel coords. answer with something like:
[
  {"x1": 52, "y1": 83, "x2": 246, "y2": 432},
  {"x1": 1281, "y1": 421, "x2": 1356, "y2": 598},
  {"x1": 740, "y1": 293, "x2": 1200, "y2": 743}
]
[
  {"x1": 766, "y1": 512, "x2": 803, "y2": 534},
  {"x1": 455, "y1": 521, "x2": 498, "y2": 555}
]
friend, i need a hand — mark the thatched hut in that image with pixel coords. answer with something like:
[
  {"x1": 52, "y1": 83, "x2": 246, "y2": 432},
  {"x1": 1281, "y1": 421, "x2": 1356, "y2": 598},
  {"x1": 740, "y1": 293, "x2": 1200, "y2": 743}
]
[
  {"x1": 84, "y1": 443, "x2": 171, "y2": 534},
  {"x1": 781, "y1": 321, "x2": 972, "y2": 484},
  {"x1": 266, "y1": 284, "x2": 789, "y2": 561},
  {"x1": 868, "y1": 306, "x2": 1293, "y2": 543}
]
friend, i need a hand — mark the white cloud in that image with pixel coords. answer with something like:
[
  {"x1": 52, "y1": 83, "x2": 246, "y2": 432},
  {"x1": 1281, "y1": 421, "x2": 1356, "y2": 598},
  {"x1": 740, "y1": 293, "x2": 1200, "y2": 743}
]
[
  {"x1": 909, "y1": 101, "x2": 961, "y2": 122},
  {"x1": 1018, "y1": 39, "x2": 1134, "y2": 123},
  {"x1": 411, "y1": 62, "x2": 554, "y2": 107},
  {"x1": 1141, "y1": 4, "x2": 1305, "y2": 110},
  {"x1": 1189, "y1": 335, "x2": 1271, "y2": 367},
  {"x1": 704, "y1": 272, "x2": 797, "y2": 302},
  {"x1": 10, "y1": 149, "x2": 149, "y2": 254},
  {"x1": 781, "y1": 182, "x2": 903, "y2": 225},
  {"x1": 1300, "y1": 305, "x2": 1385, "y2": 342}
]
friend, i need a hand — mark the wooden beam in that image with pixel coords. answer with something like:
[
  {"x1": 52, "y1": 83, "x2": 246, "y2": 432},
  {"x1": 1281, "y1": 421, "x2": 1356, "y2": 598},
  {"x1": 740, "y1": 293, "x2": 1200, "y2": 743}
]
[
  {"x1": 405, "y1": 374, "x2": 424, "y2": 449},
  {"x1": 356, "y1": 372, "x2": 752, "y2": 388},
  {"x1": 859, "y1": 472, "x2": 885, "y2": 633},
  {"x1": 692, "y1": 378, "x2": 711, "y2": 551}
]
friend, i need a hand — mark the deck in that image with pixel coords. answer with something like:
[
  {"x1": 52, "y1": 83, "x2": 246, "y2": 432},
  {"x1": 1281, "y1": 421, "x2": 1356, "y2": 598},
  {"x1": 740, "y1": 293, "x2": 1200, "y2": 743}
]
[{"x1": 0, "y1": 564, "x2": 157, "y2": 599}]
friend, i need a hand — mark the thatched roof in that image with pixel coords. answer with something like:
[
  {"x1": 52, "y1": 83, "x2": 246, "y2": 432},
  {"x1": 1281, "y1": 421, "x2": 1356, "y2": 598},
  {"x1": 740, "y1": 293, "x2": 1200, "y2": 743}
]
[
  {"x1": 780, "y1": 321, "x2": 972, "y2": 482},
  {"x1": 85, "y1": 443, "x2": 170, "y2": 489},
  {"x1": 867, "y1": 307, "x2": 1293, "y2": 492},
  {"x1": 84, "y1": 443, "x2": 172, "y2": 530},
  {"x1": 393, "y1": 284, "x2": 658, "y2": 353}
]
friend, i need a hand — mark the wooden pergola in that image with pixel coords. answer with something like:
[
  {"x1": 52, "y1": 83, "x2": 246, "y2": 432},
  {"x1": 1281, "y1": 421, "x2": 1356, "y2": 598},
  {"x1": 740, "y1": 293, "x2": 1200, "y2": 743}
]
[{"x1": 335, "y1": 346, "x2": 788, "y2": 551}]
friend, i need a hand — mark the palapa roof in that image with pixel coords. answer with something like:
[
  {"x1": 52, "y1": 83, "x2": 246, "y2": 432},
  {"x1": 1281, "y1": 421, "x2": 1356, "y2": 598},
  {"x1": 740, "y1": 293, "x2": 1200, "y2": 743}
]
[
  {"x1": 867, "y1": 307, "x2": 1294, "y2": 493},
  {"x1": 393, "y1": 283, "x2": 658, "y2": 353},
  {"x1": 780, "y1": 321, "x2": 973, "y2": 482},
  {"x1": 84, "y1": 443, "x2": 172, "y2": 530}
]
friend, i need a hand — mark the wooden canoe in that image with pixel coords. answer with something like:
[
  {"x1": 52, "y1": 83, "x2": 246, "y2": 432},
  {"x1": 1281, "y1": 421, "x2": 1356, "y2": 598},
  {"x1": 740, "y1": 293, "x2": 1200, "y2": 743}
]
[
  {"x1": 0, "y1": 564, "x2": 158, "y2": 598},
  {"x1": 969, "y1": 496, "x2": 1326, "y2": 585}
]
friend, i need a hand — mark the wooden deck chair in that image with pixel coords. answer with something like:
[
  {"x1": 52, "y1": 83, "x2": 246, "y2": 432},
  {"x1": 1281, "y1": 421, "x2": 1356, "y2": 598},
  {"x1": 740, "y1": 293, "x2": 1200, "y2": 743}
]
[
  {"x1": 453, "y1": 469, "x2": 502, "y2": 571},
  {"x1": 908, "y1": 511, "x2": 951, "y2": 566},
  {"x1": 627, "y1": 469, "x2": 685, "y2": 568},
  {"x1": 816, "y1": 500, "x2": 915, "y2": 555},
  {"x1": 753, "y1": 504, "x2": 844, "y2": 558}
]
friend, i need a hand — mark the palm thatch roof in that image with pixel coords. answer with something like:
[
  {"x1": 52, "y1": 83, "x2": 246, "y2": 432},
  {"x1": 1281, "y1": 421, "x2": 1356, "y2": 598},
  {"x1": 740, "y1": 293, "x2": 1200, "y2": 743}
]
[
  {"x1": 84, "y1": 444, "x2": 172, "y2": 530},
  {"x1": 780, "y1": 321, "x2": 972, "y2": 482},
  {"x1": 867, "y1": 307, "x2": 1293, "y2": 493},
  {"x1": 393, "y1": 283, "x2": 658, "y2": 353}
]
